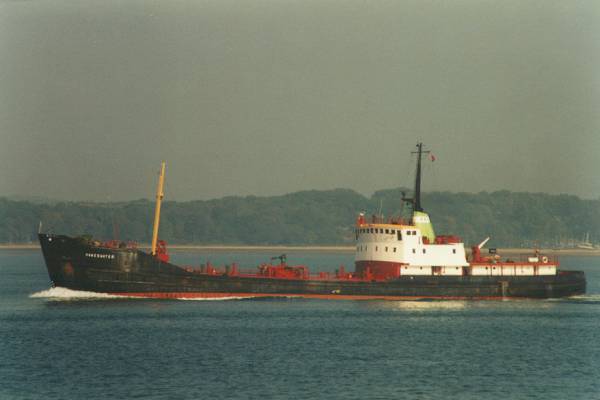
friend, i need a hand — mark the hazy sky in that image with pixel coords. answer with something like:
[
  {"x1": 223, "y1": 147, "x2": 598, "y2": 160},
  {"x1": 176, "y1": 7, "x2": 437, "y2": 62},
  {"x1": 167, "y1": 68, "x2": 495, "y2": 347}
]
[{"x1": 1, "y1": 0, "x2": 599, "y2": 201}]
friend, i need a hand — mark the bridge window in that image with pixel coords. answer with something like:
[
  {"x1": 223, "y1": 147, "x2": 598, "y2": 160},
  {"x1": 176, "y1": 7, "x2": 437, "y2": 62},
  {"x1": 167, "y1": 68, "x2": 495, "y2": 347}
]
[
  {"x1": 393, "y1": 247, "x2": 397, "y2": 252},
  {"x1": 422, "y1": 249, "x2": 426, "y2": 254},
  {"x1": 397, "y1": 231, "x2": 402, "y2": 241},
  {"x1": 376, "y1": 246, "x2": 378, "y2": 251},
  {"x1": 452, "y1": 249, "x2": 456, "y2": 254},
  {"x1": 412, "y1": 249, "x2": 416, "y2": 254},
  {"x1": 385, "y1": 229, "x2": 389, "y2": 234},
  {"x1": 385, "y1": 247, "x2": 388, "y2": 252},
  {"x1": 370, "y1": 228, "x2": 373, "y2": 233},
  {"x1": 406, "y1": 231, "x2": 411, "y2": 236}
]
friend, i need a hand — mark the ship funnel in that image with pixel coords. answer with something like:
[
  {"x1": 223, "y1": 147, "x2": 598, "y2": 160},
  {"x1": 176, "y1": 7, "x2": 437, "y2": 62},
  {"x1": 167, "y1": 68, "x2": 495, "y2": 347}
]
[{"x1": 412, "y1": 211, "x2": 436, "y2": 243}]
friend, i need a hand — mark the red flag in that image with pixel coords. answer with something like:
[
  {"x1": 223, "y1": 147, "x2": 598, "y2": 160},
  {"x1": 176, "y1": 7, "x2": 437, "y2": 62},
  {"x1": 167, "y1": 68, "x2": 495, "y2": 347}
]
[{"x1": 429, "y1": 154, "x2": 436, "y2": 162}]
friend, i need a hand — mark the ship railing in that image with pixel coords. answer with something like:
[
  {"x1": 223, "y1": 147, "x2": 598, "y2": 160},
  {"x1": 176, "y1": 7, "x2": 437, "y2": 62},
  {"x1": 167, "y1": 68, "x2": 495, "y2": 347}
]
[
  {"x1": 514, "y1": 253, "x2": 559, "y2": 264},
  {"x1": 99, "y1": 240, "x2": 138, "y2": 250},
  {"x1": 470, "y1": 253, "x2": 559, "y2": 265},
  {"x1": 183, "y1": 265, "x2": 363, "y2": 281}
]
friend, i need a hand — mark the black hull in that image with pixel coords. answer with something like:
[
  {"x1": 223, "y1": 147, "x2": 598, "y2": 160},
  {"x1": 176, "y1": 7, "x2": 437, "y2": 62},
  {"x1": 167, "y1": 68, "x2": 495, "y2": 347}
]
[{"x1": 38, "y1": 234, "x2": 586, "y2": 299}]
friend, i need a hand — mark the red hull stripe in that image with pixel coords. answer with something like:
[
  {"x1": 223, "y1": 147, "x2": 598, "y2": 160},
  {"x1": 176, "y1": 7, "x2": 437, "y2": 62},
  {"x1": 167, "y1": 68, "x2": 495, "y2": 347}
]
[{"x1": 110, "y1": 292, "x2": 527, "y2": 300}]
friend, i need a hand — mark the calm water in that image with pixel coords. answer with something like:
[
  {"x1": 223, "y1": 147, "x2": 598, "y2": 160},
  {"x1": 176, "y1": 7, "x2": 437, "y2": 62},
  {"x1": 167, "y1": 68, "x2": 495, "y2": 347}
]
[{"x1": 1, "y1": 250, "x2": 600, "y2": 400}]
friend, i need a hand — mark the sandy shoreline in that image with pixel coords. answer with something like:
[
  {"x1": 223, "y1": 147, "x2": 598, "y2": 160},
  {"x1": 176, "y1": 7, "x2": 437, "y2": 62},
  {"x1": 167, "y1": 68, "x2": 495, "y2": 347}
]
[{"x1": 1, "y1": 243, "x2": 600, "y2": 256}]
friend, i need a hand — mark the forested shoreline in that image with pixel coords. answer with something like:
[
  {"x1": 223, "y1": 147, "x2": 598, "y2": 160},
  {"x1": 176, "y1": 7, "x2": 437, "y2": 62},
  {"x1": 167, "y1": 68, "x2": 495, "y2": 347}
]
[{"x1": 1, "y1": 189, "x2": 599, "y2": 248}]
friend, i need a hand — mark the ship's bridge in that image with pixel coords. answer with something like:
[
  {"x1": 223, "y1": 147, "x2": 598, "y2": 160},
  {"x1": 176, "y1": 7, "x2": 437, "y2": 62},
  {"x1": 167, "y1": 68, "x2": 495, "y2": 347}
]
[
  {"x1": 355, "y1": 223, "x2": 411, "y2": 242},
  {"x1": 354, "y1": 219, "x2": 469, "y2": 279}
]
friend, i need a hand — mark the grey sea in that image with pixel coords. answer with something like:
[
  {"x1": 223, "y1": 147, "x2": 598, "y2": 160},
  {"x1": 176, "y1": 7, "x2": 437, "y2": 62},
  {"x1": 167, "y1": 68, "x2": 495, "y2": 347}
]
[{"x1": 1, "y1": 249, "x2": 599, "y2": 400}]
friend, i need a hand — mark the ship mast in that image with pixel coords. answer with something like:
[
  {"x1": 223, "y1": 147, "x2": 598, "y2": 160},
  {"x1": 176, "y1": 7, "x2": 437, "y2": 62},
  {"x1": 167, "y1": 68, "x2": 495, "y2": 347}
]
[
  {"x1": 402, "y1": 143, "x2": 430, "y2": 215},
  {"x1": 412, "y1": 142, "x2": 429, "y2": 212},
  {"x1": 151, "y1": 161, "x2": 166, "y2": 256}
]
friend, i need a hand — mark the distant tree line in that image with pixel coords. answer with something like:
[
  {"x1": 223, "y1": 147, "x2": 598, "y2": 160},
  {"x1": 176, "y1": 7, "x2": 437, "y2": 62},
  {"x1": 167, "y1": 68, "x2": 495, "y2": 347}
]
[{"x1": 1, "y1": 189, "x2": 599, "y2": 248}]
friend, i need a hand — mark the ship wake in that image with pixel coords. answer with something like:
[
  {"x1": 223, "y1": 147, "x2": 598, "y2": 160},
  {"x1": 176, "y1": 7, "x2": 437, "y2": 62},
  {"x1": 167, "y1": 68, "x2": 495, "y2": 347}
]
[
  {"x1": 30, "y1": 287, "x2": 134, "y2": 300},
  {"x1": 29, "y1": 288, "x2": 298, "y2": 301}
]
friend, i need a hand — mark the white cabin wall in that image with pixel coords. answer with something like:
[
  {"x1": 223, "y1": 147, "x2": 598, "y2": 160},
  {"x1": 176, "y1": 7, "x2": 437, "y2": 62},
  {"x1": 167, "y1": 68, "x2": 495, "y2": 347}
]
[
  {"x1": 471, "y1": 266, "x2": 489, "y2": 276},
  {"x1": 442, "y1": 266, "x2": 462, "y2": 276},
  {"x1": 401, "y1": 243, "x2": 468, "y2": 267},
  {"x1": 516, "y1": 266, "x2": 534, "y2": 276},
  {"x1": 537, "y1": 265, "x2": 556, "y2": 275},
  {"x1": 354, "y1": 224, "x2": 555, "y2": 277},
  {"x1": 501, "y1": 266, "x2": 515, "y2": 276},
  {"x1": 355, "y1": 226, "x2": 468, "y2": 267},
  {"x1": 402, "y1": 265, "x2": 432, "y2": 275}
]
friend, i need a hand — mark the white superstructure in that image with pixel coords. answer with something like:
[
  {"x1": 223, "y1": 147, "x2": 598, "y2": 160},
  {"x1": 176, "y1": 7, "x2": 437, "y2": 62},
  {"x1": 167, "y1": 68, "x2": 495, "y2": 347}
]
[
  {"x1": 353, "y1": 142, "x2": 557, "y2": 280},
  {"x1": 355, "y1": 223, "x2": 468, "y2": 275},
  {"x1": 353, "y1": 213, "x2": 557, "y2": 279}
]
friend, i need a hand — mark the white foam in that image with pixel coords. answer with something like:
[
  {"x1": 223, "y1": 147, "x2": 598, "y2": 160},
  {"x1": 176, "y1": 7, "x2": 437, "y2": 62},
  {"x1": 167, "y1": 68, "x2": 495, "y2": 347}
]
[
  {"x1": 30, "y1": 287, "x2": 133, "y2": 300},
  {"x1": 30, "y1": 287, "x2": 259, "y2": 301}
]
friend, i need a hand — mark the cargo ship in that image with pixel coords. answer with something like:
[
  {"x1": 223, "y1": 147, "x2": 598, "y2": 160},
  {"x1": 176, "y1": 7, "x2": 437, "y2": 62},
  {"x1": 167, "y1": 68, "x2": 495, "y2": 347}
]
[{"x1": 38, "y1": 144, "x2": 586, "y2": 299}]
